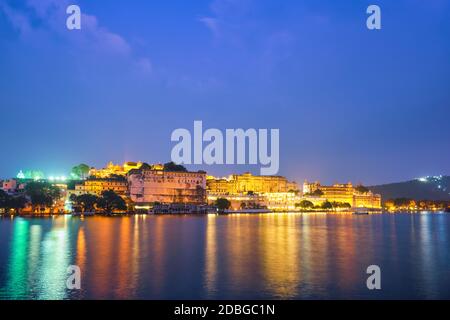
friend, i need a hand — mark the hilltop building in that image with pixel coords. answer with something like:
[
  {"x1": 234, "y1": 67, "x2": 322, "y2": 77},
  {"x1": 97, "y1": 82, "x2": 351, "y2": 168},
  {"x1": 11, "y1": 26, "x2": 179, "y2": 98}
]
[{"x1": 89, "y1": 161, "x2": 147, "y2": 178}]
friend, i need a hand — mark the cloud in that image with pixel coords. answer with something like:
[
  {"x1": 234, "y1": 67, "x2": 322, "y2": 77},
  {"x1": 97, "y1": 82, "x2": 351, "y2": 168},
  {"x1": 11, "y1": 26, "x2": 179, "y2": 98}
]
[
  {"x1": 198, "y1": 16, "x2": 220, "y2": 37},
  {"x1": 199, "y1": 0, "x2": 253, "y2": 39},
  {"x1": 0, "y1": 1, "x2": 32, "y2": 34},
  {"x1": 0, "y1": 0, "x2": 151, "y2": 74},
  {"x1": 199, "y1": 0, "x2": 296, "y2": 70},
  {"x1": 136, "y1": 58, "x2": 152, "y2": 74}
]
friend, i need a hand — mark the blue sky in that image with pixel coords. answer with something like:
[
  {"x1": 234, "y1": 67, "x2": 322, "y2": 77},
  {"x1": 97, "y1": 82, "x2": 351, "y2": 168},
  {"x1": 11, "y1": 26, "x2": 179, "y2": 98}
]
[{"x1": 0, "y1": 0, "x2": 449, "y2": 185}]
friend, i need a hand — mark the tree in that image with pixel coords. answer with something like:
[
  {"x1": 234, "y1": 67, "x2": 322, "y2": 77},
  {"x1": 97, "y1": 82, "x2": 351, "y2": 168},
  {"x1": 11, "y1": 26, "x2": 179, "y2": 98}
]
[
  {"x1": 71, "y1": 164, "x2": 90, "y2": 180},
  {"x1": 97, "y1": 190, "x2": 126, "y2": 213},
  {"x1": 313, "y1": 189, "x2": 324, "y2": 196},
  {"x1": 393, "y1": 198, "x2": 414, "y2": 208},
  {"x1": 9, "y1": 195, "x2": 28, "y2": 214},
  {"x1": 296, "y1": 200, "x2": 314, "y2": 209},
  {"x1": 321, "y1": 201, "x2": 333, "y2": 210},
  {"x1": 329, "y1": 201, "x2": 352, "y2": 210},
  {"x1": 341, "y1": 202, "x2": 352, "y2": 209},
  {"x1": 163, "y1": 161, "x2": 187, "y2": 172},
  {"x1": 0, "y1": 190, "x2": 11, "y2": 214},
  {"x1": 71, "y1": 193, "x2": 99, "y2": 213},
  {"x1": 67, "y1": 180, "x2": 82, "y2": 190},
  {"x1": 304, "y1": 189, "x2": 324, "y2": 197},
  {"x1": 215, "y1": 198, "x2": 231, "y2": 212},
  {"x1": 355, "y1": 185, "x2": 370, "y2": 194},
  {"x1": 140, "y1": 163, "x2": 152, "y2": 170},
  {"x1": 25, "y1": 181, "x2": 61, "y2": 212}
]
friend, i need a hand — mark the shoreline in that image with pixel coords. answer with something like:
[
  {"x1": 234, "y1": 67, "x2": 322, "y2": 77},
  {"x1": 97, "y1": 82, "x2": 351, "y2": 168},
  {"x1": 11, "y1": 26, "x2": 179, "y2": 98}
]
[{"x1": 1, "y1": 209, "x2": 448, "y2": 218}]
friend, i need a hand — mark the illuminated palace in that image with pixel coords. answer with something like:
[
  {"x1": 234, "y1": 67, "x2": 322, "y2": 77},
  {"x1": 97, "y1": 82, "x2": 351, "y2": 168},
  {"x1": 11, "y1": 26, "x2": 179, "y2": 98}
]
[
  {"x1": 128, "y1": 166, "x2": 207, "y2": 205},
  {"x1": 207, "y1": 172, "x2": 299, "y2": 195},
  {"x1": 207, "y1": 174, "x2": 381, "y2": 211},
  {"x1": 302, "y1": 180, "x2": 382, "y2": 209},
  {"x1": 207, "y1": 173, "x2": 299, "y2": 210},
  {"x1": 89, "y1": 161, "x2": 146, "y2": 178}
]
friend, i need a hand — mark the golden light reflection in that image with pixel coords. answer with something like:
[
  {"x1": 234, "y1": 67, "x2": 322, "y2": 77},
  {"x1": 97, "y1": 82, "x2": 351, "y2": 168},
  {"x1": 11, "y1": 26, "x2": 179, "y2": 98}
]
[
  {"x1": 258, "y1": 213, "x2": 300, "y2": 298},
  {"x1": 224, "y1": 215, "x2": 256, "y2": 295},
  {"x1": 131, "y1": 215, "x2": 141, "y2": 292},
  {"x1": 332, "y1": 214, "x2": 358, "y2": 291},
  {"x1": 89, "y1": 217, "x2": 114, "y2": 298},
  {"x1": 204, "y1": 214, "x2": 218, "y2": 297},
  {"x1": 76, "y1": 227, "x2": 86, "y2": 272},
  {"x1": 151, "y1": 216, "x2": 167, "y2": 293},
  {"x1": 116, "y1": 217, "x2": 132, "y2": 298}
]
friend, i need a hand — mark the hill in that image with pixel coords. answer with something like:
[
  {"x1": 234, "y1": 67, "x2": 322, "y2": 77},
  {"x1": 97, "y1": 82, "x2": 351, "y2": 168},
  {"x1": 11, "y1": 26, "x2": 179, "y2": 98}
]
[{"x1": 369, "y1": 175, "x2": 450, "y2": 202}]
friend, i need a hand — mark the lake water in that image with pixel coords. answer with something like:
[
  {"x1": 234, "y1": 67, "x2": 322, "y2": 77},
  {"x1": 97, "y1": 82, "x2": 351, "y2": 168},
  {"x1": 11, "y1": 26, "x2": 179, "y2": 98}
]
[{"x1": 0, "y1": 213, "x2": 449, "y2": 300}]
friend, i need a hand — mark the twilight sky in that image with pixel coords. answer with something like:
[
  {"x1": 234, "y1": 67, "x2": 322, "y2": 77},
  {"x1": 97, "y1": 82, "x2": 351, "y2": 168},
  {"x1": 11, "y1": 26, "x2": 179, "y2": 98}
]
[{"x1": 0, "y1": 0, "x2": 449, "y2": 185}]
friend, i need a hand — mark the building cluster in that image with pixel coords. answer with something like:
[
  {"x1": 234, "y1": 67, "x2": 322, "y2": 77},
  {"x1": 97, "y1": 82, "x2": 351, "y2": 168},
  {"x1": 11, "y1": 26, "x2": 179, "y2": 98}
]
[
  {"x1": 302, "y1": 181, "x2": 382, "y2": 209},
  {"x1": 128, "y1": 168, "x2": 206, "y2": 205},
  {"x1": 1, "y1": 161, "x2": 382, "y2": 214},
  {"x1": 384, "y1": 198, "x2": 450, "y2": 211},
  {"x1": 207, "y1": 176, "x2": 381, "y2": 211},
  {"x1": 88, "y1": 161, "x2": 147, "y2": 178}
]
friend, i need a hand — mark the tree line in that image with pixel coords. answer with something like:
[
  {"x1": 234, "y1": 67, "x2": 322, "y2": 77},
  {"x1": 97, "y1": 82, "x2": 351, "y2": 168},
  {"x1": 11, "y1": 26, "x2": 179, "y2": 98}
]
[
  {"x1": 1, "y1": 181, "x2": 127, "y2": 215},
  {"x1": 295, "y1": 200, "x2": 352, "y2": 210},
  {"x1": 385, "y1": 198, "x2": 450, "y2": 210},
  {"x1": 70, "y1": 190, "x2": 126, "y2": 213},
  {"x1": 0, "y1": 181, "x2": 61, "y2": 214}
]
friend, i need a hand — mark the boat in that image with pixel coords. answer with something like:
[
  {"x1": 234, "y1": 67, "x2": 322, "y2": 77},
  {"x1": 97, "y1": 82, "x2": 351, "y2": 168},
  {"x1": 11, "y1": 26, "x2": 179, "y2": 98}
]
[
  {"x1": 72, "y1": 212, "x2": 95, "y2": 217},
  {"x1": 353, "y1": 211, "x2": 369, "y2": 215},
  {"x1": 151, "y1": 203, "x2": 209, "y2": 214}
]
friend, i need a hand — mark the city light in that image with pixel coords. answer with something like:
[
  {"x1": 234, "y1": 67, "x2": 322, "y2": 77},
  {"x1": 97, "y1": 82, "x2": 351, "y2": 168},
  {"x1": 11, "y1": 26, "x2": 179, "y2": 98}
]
[{"x1": 16, "y1": 170, "x2": 25, "y2": 179}]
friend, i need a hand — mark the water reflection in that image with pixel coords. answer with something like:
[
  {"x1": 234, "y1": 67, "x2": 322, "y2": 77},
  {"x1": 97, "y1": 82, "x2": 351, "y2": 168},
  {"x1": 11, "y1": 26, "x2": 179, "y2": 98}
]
[
  {"x1": 38, "y1": 217, "x2": 70, "y2": 299},
  {"x1": 258, "y1": 214, "x2": 300, "y2": 298},
  {"x1": 204, "y1": 215, "x2": 217, "y2": 297},
  {"x1": 5, "y1": 218, "x2": 29, "y2": 299},
  {"x1": 28, "y1": 224, "x2": 42, "y2": 297},
  {"x1": 0, "y1": 213, "x2": 449, "y2": 299}
]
